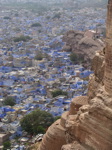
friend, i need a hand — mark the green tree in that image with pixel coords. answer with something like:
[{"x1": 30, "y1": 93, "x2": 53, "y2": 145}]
[
  {"x1": 3, "y1": 141, "x2": 11, "y2": 150},
  {"x1": 69, "y1": 52, "x2": 78, "y2": 63},
  {"x1": 70, "y1": 53, "x2": 84, "y2": 63},
  {"x1": 4, "y1": 96, "x2": 16, "y2": 106},
  {"x1": 37, "y1": 126, "x2": 45, "y2": 134},
  {"x1": 14, "y1": 35, "x2": 32, "y2": 42},
  {"x1": 51, "y1": 89, "x2": 67, "y2": 98},
  {"x1": 13, "y1": 27, "x2": 21, "y2": 32},
  {"x1": 20, "y1": 109, "x2": 54, "y2": 135},
  {"x1": 31, "y1": 23, "x2": 42, "y2": 27},
  {"x1": 46, "y1": 16, "x2": 50, "y2": 20},
  {"x1": 54, "y1": 116, "x2": 61, "y2": 121},
  {"x1": 53, "y1": 13, "x2": 61, "y2": 19},
  {"x1": 34, "y1": 52, "x2": 50, "y2": 61},
  {"x1": 15, "y1": 13, "x2": 19, "y2": 17},
  {"x1": 34, "y1": 52, "x2": 43, "y2": 61},
  {"x1": 3, "y1": 16, "x2": 11, "y2": 19}
]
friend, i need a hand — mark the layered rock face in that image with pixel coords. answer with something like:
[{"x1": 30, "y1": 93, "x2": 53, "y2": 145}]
[
  {"x1": 38, "y1": 1, "x2": 112, "y2": 150},
  {"x1": 39, "y1": 113, "x2": 67, "y2": 150}
]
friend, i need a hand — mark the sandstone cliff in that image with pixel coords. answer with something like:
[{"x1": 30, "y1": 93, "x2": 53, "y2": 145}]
[{"x1": 38, "y1": 1, "x2": 112, "y2": 150}]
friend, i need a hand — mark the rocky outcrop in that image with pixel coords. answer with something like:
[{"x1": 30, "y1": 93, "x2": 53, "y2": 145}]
[
  {"x1": 88, "y1": 50, "x2": 105, "y2": 99},
  {"x1": 91, "y1": 50, "x2": 105, "y2": 83},
  {"x1": 69, "y1": 96, "x2": 88, "y2": 115},
  {"x1": 62, "y1": 30, "x2": 104, "y2": 68},
  {"x1": 38, "y1": 1, "x2": 112, "y2": 150}
]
